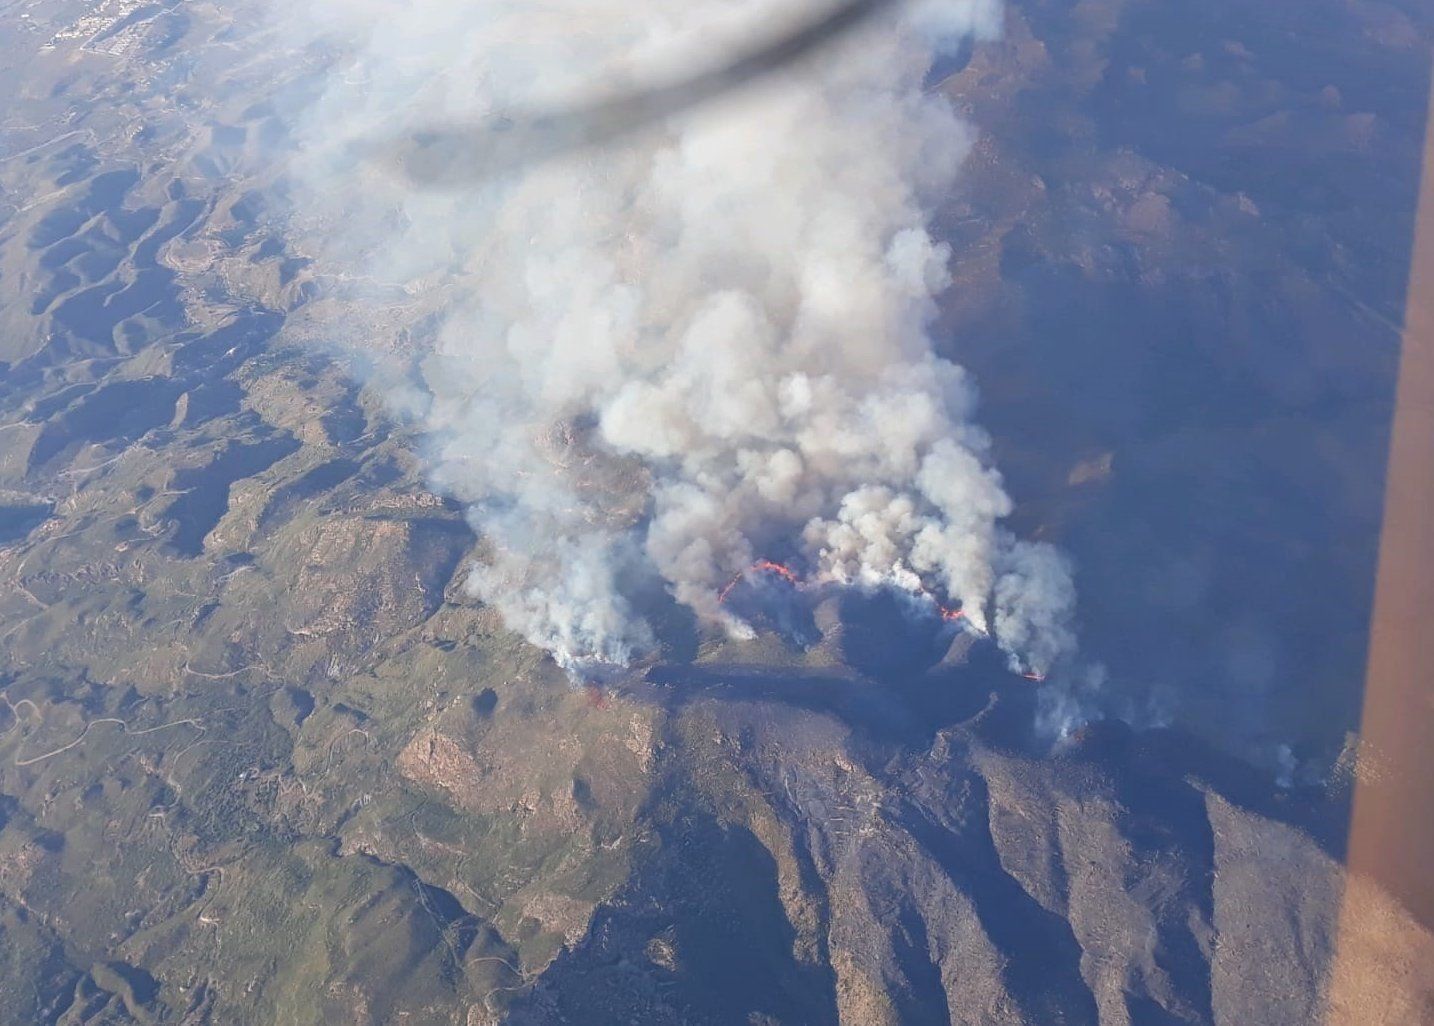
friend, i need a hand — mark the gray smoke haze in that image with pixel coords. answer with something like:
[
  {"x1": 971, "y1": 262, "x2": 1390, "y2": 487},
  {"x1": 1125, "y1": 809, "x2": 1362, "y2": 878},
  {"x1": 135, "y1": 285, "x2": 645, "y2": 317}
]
[
  {"x1": 381, "y1": 0, "x2": 906, "y2": 183},
  {"x1": 272, "y1": 0, "x2": 1079, "y2": 681}
]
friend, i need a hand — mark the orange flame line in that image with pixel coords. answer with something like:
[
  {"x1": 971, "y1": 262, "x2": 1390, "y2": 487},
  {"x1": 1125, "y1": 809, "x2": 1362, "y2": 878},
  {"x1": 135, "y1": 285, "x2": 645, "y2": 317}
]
[
  {"x1": 751, "y1": 559, "x2": 800, "y2": 584},
  {"x1": 712, "y1": 561, "x2": 1047, "y2": 680},
  {"x1": 717, "y1": 559, "x2": 801, "y2": 605},
  {"x1": 716, "y1": 561, "x2": 975, "y2": 627}
]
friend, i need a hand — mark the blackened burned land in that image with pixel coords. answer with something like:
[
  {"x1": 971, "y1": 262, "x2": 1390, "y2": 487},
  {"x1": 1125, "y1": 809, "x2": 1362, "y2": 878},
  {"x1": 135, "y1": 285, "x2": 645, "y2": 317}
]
[{"x1": 0, "y1": 0, "x2": 1430, "y2": 1023}]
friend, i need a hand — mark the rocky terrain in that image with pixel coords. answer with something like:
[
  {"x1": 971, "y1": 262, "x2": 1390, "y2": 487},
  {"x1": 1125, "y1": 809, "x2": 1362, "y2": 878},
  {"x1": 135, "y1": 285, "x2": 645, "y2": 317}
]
[{"x1": 0, "y1": 0, "x2": 1432, "y2": 1022}]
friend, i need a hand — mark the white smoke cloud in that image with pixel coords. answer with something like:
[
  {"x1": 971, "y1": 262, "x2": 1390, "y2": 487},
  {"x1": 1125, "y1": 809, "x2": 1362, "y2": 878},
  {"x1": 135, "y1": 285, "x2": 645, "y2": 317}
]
[{"x1": 273, "y1": 0, "x2": 1078, "y2": 678}]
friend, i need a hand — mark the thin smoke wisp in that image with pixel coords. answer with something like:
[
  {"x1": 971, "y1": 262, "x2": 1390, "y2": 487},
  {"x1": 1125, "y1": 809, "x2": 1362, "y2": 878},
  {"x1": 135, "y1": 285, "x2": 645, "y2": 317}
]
[{"x1": 275, "y1": 0, "x2": 1079, "y2": 681}]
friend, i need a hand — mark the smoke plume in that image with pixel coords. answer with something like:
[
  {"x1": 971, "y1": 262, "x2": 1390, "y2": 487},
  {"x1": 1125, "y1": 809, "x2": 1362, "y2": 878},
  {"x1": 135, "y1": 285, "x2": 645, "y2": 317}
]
[{"x1": 276, "y1": 0, "x2": 1076, "y2": 679}]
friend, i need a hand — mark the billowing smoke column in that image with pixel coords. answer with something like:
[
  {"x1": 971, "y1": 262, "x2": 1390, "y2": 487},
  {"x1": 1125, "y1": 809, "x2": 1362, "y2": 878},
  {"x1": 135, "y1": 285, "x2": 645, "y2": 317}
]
[{"x1": 278, "y1": 0, "x2": 1076, "y2": 679}]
